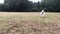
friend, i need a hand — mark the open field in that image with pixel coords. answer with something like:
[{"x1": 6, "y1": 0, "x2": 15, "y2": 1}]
[{"x1": 0, "y1": 12, "x2": 60, "y2": 34}]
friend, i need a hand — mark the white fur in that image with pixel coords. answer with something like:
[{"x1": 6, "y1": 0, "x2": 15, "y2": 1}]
[{"x1": 40, "y1": 10, "x2": 45, "y2": 17}]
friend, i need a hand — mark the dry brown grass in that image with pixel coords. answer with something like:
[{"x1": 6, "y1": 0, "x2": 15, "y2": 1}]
[{"x1": 0, "y1": 12, "x2": 60, "y2": 34}]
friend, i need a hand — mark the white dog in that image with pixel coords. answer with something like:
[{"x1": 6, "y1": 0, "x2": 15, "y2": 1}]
[{"x1": 40, "y1": 10, "x2": 45, "y2": 17}]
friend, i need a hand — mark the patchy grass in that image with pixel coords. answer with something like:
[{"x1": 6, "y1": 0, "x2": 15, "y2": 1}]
[{"x1": 0, "y1": 12, "x2": 60, "y2": 34}]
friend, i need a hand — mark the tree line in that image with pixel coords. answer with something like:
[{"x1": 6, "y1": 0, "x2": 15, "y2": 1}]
[{"x1": 0, "y1": 0, "x2": 60, "y2": 12}]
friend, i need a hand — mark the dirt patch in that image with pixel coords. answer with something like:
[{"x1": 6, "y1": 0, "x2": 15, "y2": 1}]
[{"x1": 0, "y1": 21, "x2": 60, "y2": 34}]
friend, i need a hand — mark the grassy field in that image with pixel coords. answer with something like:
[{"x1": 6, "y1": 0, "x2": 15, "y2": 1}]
[{"x1": 0, "y1": 12, "x2": 60, "y2": 34}]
